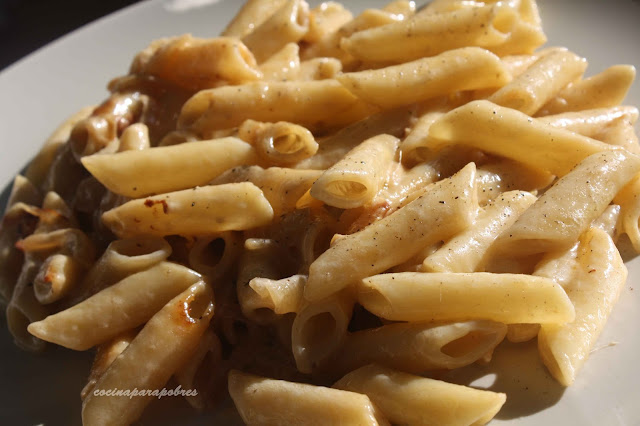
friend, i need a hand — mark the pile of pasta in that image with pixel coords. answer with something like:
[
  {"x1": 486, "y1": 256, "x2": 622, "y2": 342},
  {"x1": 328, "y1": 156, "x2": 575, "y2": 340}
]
[{"x1": 1, "y1": 0, "x2": 639, "y2": 424}]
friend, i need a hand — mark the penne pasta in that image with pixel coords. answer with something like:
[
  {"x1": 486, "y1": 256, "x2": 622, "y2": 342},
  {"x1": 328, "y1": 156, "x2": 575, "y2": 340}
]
[
  {"x1": 301, "y1": 6, "x2": 407, "y2": 64},
  {"x1": 488, "y1": 49, "x2": 587, "y2": 115},
  {"x1": 237, "y1": 120, "x2": 318, "y2": 165},
  {"x1": 102, "y1": 183, "x2": 274, "y2": 238},
  {"x1": 0, "y1": 203, "x2": 40, "y2": 304},
  {"x1": 296, "y1": 105, "x2": 414, "y2": 170},
  {"x1": 242, "y1": 0, "x2": 310, "y2": 63},
  {"x1": 228, "y1": 370, "x2": 389, "y2": 425},
  {"x1": 241, "y1": 275, "x2": 306, "y2": 322},
  {"x1": 538, "y1": 105, "x2": 639, "y2": 139},
  {"x1": 305, "y1": 162, "x2": 478, "y2": 301},
  {"x1": 310, "y1": 134, "x2": 398, "y2": 209},
  {"x1": 291, "y1": 291, "x2": 353, "y2": 373},
  {"x1": 118, "y1": 123, "x2": 150, "y2": 152},
  {"x1": 130, "y1": 35, "x2": 262, "y2": 91},
  {"x1": 427, "y1": 100, "x2": 616, "y2": 176},
  {"x1": 178, "y1": 79, "x2": 378, "y2": 137},
  {"x1": 187, "y1": 232, "x2": 242, "y2": 282},
  {"x1": 211, "y1": 166, "x2": 321, "y2": 217},
  {"x1": 221, "y1": 0, "x2": 288, "y2": 38},
  {"x1": 82, "y1": 281, "x2": 214, "y2": 425},
  {"x1": 358, "y1": 272, "x2": 575, "y2": 324},
  {"x1": 259, "y1": 43, "x2": 301, "y2": 81},
  {"x1": 538, "y1": 64, "x2": 637, "y2": 116},
  {"x1": 25, "y1": 105, "x2": 94, "y2": 189},
  {"x1": 81, "y1": 330, "x2": 137, "y2": 400},
  {"x1": 3, "y1": 1, "x2": 639, "y2": 423},
  {"x1": 303, "y1": 1, "x2": 353, "y2": 43},
  {"x1": 67, "y1": 236, "x2": 170, "y2": 304},
  {"x1": 341, "y1": 3, "x2": 539, "y2": 63},
  {"x1": 334, "y1": 364, "x2": 506, "y2": 426},
  {"x1": 422, "y1": 190, "x2": 537, "y2": 273},
  {"x1": 82, "y1": 138, "x2": 257, "y2": 198},
  {"x1": 33, "y1": 253, "x2": 86, "y2": 304},
  {"x1": 538, "y1": 228, "x2": 627, "y2": 386},
  {"x1": 337, "y1": 47, "x2": 510, "y2": 109},
  {"x1": 495, "y1": 150, "x2": 640, "y2": 256},
  {"x1": 27, "y1": 261, "x2": 202, "y2": 350},
  {"x1": 615, "y1": 172, "x2": 640, "y2": 252},
  {"x1": 174, "y1": 329, "x2": 224, "y2": 411},
  {"x1": 506, "y1": 323, "x2": 540, "y2": 343},
  {"x1": 298, "y1": 57, "x2": 342, "y2": 80},
  {"x1": 330, "y1": 320, "x2": 507, "y2": 375}
]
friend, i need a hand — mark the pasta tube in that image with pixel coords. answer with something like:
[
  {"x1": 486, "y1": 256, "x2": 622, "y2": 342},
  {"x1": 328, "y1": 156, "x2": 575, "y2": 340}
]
[
  {"x1": 427, "y1": 100, "x2": 615, "y2": 176},
  {"x1": 298, "y1": 57, "x2": 342, "y2": 80},
  {"x1": 7, "y1": 260, "x2": 50, "y2": 352},
  {"x1": 296, "y1": 106, "x2": 413, "y2": 170},
  {"x1": 303, "y1": 1, "x2": 353, "y2": 43},
  {"x1": 331, "y1": 320, "x2": 507, "y2": 375},
  {"x1": 358, "y1": 272, "x2": 575, "y2": 324},
  {"x1": 305, "y1": 163, "x2": 478, "y2": 301},
  {"x1": 241, "y1": 275, "x2": 306, "y2": 322},
  {"x1": 495, "y1": 150, "x2": 640, "y2": 256},
  {"x1": 488, "y1": 49, "x2": 587, "y2": 115},
  {"x1": 118, "y1": 123, "x2": 150, "y2": 152},
  {"x1": 33, "y1": 254, "x2": 85, "y2": 304},
  {"x1": 0, "y1": 203, "x2": 41, "y2": 304},
  {"x1": 82, "y1": 138, "x2": 258, "y2": 198},
  {"x1": 537, "y1": 106, "x2": 638, "y2": 138},
  {"x1": 27, "y1": 261, "x2": 202, "y2": 350},
  {"x1": 187, "y1": 232, "x2": 242, "y2": 282},
  {"x1": 228, "y1": 370, "x2": 389, "y2": 426},
  {"x1": 538, "y1": 228, "x2": 627, "y2": 386},
  {"x1": 398, "y1": 109, "x2": 447, "y2": 165},
  {"x1": 211, "y1": 166, "x2": 321, "y2": 217},
  {"x1": 334, "y1": 364, "x2": 506, "y2": 426},
  {"x1": 221, "y1": 0, "x2": 287, "y2": 38},
  {"x1": 301, "y1": 5, "x2": 408, "y2": 64},
  {"x1": 291, "y1": 291, "x2": 353, "y2": 373},
  {"x1": 337, "y1": 47, "x2": 510, "y2": 109},
  {"x1": 242, "y1": 0, "x2": 310, "y2": 63},
  {"x1": 25, "y1": 105, "x2": 94, "y2": 188},
  {"x1": 310, "y1": 134, "x2": 398, "y2": 209},
  {"x1": 341, "y1": 3, "x2": 519, "y2": 63},
  {"x1": 259, "y1": 43, "x2": 300, "y2": 81},
  {"x1": 615, "y1": 172, "x2": 640, "y2": 252},
  {"x1": 130, "y1": 35, "x2": 262, "y2": 91},
  {"x1": 423, "y1": 190, "x2": 537, "y2": 273},
  {"x1": 174, "y1": 329, "x2": 223, "y2": 410},
  {"x1": 538, "y1": 64, "x2": 636, "y2": 116},
  {"x1": 82, "y1": 330, "x2": 137, "y2": 400},
  {"x1": 102, "y1": 183, "x2": 274, "y2": 238},
  {"x1": 237, "y1": 120, "x2": 318, "y2": 165},
  {"x1": 177, "y1": 79, "x2": 378, "y2": 137},
  {"x1": 506, "y1": 323, "x2": 540, "y2": 343},
  {"x1": 67, "y1": 236, "x2": 171, "y2": 304},
  {"x1": 82, "y1": 281, "x2": 214, "y2": 426}
]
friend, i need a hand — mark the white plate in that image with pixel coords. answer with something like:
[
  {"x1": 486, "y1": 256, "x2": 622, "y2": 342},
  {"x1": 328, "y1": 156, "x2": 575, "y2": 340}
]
[{"x1": 1, "y1": 0, "x2": 639, "y2": 424}]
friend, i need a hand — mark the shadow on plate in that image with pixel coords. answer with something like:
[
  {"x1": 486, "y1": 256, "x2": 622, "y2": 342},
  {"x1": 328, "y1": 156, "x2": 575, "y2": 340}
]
[{"x1": 439, "y1": 339, "x2": 566, "y2": 421}]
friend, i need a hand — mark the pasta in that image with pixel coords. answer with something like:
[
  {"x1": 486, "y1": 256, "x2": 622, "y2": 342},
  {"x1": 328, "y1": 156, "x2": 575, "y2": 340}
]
[
  {"x1": 228, "y1": 370, "x2": 389, "y2": 425},
  {"x1": 358, "y1": 272, "x2": 575, "y2": 324},
  {"x1": 82, "y1": 138, "x2": 258, "y2": 197},
  {"x1": 82, "y1": 281, "x2": 214, "y2": 425},
  {"x1": 334, "y1": 364, "x2": 507, "y2": 426},
  {"x1": 305, "y1": 162, "x2": 478, "y2": 301},
  {"x1": 102, "y1": 183, "x2": 275, "y2": 238},
  {"x1": 1, "y1": 0, "x2": 639, "y2": 424}
]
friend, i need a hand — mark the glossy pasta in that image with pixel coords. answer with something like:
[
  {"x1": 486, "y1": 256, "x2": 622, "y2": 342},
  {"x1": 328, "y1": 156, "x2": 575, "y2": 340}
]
[{"x1": 1, "y1": 0, "x2": 638, "y2": 425}]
